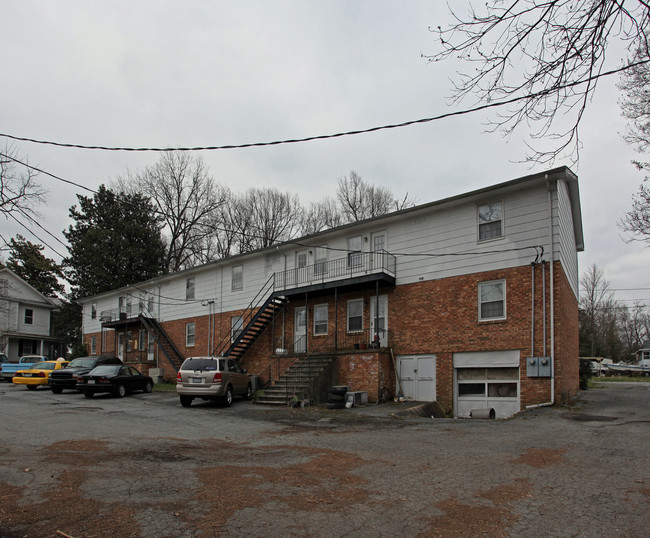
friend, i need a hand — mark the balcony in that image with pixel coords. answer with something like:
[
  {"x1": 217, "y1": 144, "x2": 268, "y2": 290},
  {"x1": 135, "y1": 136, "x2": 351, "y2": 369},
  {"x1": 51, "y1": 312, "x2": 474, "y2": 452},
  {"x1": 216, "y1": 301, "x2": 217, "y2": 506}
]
[{"x1": 274, "y1": 250, "x2": 396, "y2": 295}]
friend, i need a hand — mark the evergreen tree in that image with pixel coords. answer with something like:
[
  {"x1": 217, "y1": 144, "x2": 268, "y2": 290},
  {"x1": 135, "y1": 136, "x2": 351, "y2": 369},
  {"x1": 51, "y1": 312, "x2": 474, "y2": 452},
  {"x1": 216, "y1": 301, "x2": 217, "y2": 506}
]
[
  {"x1": 6, "y1": 234, "x2": 64, "y2": 297},
  {"x1": 63, "y1": 185, "x2": 167, "y2": 299}
]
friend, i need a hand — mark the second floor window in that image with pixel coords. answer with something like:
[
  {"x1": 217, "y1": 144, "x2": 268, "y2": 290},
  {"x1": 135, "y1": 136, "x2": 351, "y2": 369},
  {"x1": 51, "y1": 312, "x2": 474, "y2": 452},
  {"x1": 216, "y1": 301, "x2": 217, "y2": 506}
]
[
  {"x1": 186, "y1": 278, "x2": 195, "y2": 300},
  {"x1": 232, "y1": 265, "x2": 243, "y2": 291},
  {"x1": 91, "y1": 304, "x2": 97, "y2": 319},
  {"x1": 478, "y1": 202, "x2": 503, "y2": 241},
  {"x1": 24, "y1": 309, "x2": 33, "y2": 325},
  {"x1": 347, "y1": 236, "x2": 362, "y2": 267}
]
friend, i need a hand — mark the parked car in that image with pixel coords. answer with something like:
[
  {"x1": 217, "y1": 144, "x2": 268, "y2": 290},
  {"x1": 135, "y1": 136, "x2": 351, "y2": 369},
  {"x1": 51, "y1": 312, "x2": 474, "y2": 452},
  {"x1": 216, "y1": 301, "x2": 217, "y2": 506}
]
[
  {"x1": 0, "y1": 353, "x2": 9, "y2": 364},
  {"x1": 1, "y1": 355, "x2": 48, "y2": 381},
  {"x1": 76, "y1": 365, "x2": 154, "y2": 398},
  {"x1": 176, "y1": 356, "x2": 252, "y2": 407},
  {"x1": 49, "y1": 355, "x2": 122, "y2": 394},
  {"x1": 13, "y1": 360, "x2": 70, "y2": 390}
]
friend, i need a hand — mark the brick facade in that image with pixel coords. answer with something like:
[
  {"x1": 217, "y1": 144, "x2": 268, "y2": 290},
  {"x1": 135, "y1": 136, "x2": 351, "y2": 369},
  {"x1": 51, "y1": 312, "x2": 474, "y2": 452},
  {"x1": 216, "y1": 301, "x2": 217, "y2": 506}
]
[{"x1": 84, "y1": 260, "x2": 579, "y2": 413}]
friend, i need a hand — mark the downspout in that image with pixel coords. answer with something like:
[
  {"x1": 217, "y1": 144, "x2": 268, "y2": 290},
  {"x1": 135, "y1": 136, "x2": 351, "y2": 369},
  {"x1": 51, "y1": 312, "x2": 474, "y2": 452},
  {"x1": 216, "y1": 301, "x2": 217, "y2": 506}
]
[
  {"x1": 528, "y1": 176, "x2": 555, "y2": 409},
  {"x1": 531, "y1": 263, "x2": 535, "y2": 357}
]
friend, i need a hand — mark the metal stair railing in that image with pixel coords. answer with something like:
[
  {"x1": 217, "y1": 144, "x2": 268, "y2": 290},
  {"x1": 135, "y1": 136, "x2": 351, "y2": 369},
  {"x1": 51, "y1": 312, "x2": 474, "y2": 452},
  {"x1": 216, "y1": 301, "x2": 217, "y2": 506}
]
[
  {"x1": 213, "y1": 274, "x2": 280, "y2": 358},
  {"x1": 139, "y1": 306, "x2": 185, "y2": 371}
]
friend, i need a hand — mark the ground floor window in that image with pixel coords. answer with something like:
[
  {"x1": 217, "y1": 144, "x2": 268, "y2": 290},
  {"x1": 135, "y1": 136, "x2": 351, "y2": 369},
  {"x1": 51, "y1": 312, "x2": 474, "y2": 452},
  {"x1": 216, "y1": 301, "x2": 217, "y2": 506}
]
[
  {"x1": 313, "y1": 304, "x2": 328, "y2": 335},
  {"x1": 186, "y1": 322, "x2": 196, "y2": 347},
  {"x1": 231, "y1": 316, "x2": 243, "y2": 343},
  {"x1": 90, "y1": 336, "x2": 97, "y2": 355},
  {"x1": 347, "y1": 299, "x2": 363, "y2": 332}
]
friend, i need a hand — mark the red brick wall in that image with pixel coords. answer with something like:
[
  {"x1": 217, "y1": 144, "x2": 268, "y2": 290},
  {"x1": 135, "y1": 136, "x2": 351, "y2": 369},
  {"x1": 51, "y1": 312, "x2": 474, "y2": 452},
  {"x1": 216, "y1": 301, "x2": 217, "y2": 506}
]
[{"x1": 84, "y1": 261, "x2": 579, "y2": 409}]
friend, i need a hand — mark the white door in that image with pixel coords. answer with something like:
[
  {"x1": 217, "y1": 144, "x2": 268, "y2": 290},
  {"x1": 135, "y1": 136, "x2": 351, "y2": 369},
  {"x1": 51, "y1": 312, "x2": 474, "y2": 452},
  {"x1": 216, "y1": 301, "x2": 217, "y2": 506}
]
[
  {"x1": 117, "y1": 333, "x2": 124, "y2": 360},
  {"x1": 147, "y1": 332, "x2": 155, "y2": 361},
  {"x1": 296, "y1": 250, "x2": 309, "y2": 284},
  {"x1": 398, "y1": 355, "x2": 436, "y2": 401},
  {"x1": 369, "y1": 295, "x2": 388, "y2": 347},
  {"x1": 371, "y1": 231, "x2": 386, "y2": 270},
  {"x1": 294, "y1": 307, "x2": 307, "y2": 353}
]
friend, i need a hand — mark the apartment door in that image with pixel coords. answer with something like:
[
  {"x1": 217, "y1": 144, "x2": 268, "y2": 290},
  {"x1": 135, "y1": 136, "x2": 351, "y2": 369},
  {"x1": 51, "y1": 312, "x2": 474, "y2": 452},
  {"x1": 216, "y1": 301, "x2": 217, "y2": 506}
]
[
  {"x1": 369, "y1": 295, "x2": 388, "y2": 347},
  {"x1": 398, "y1": 355, "x2": 436, "y2": 402},
  {"x1": 117, "y1": 333, "x2": 124, "y2": 360},
  {"x1": 371, "y1": 230, "x2": 386, "y2": 270},
  {"x1": 296, "y1": 250, "x2": 309, "y2": 285},
  {"x1": 294, "y1": 307, "x2": 307, "y2": 353}
]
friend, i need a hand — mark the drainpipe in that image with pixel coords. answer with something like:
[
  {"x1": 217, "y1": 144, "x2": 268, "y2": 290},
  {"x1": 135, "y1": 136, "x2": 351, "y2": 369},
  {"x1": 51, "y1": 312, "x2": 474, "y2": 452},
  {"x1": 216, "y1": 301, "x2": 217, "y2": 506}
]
[
  {"x1": 531, "y1": 263, "x2": 535, "y2": 357},
  {"x1": 528, "y1": 176, "x2": 555, "y2": 409}
]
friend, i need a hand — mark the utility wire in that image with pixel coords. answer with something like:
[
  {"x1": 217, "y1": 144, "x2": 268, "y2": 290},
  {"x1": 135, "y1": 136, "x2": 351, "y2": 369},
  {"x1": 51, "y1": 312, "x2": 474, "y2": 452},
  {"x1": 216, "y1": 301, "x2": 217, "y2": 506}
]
[
  {"x1": 1, "y1": 61, "x2": 647, "y2": 153},
  {"x1": 6, "y1": 212, "x2": 66, "y2": 259}
]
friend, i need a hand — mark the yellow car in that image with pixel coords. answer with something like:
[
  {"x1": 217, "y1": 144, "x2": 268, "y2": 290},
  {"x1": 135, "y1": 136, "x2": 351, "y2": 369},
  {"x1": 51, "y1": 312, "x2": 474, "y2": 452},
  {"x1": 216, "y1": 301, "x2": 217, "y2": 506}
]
[{"x1": 13, "y1": 360, "x2": 70, "y2": 390}]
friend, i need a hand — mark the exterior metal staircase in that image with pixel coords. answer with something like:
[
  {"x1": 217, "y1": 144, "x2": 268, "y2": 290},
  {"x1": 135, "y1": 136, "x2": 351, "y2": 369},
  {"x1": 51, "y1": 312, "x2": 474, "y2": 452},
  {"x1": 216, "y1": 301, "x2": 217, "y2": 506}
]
[
  {"x1": 225, "y1": 295, "x2": 287, "y2": 359},
  {"x1": 139, "y1": 315, "x2": 185, "y2": 371},
  {"x1": 255, "y1": 355, "x2": 336, "y2": 406},
  {"x1": 214, "y1": 275, "x2": 287, "y2": 359}
]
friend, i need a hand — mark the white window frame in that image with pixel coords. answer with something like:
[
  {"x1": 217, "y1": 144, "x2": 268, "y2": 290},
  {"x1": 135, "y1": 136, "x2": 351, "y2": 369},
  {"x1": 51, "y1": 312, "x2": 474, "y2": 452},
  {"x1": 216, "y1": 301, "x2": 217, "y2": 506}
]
[
  {"x1": 24, "y1": 308, "x2": 33, "y2": 325},
  {"x1": 347, "y1": 299, "x2": 363, "y2": 332},
  {"x1": 91, "y1": 303, "x2": 97, "y2": 320},
  {"x1": 90, "y1": 336, "x2": 97, "y2": 355},
  {"x1": 478, "y1": 280, "x2": 506, "y2": 321},
  {"x1": 232, "y1": 265, "x2": 243, "y2": 291},
  {"x1": 186, "y1": 277, "x2": 195, "y2": 300},
  {"x1": 313, "y1": 304, "x2": 328, "y2": 335},
  {"x1": 186, "y1": 322, "x2": 196, "y2": 347},
  {"x1": 347, "y1": 236, "x2": 363, "y2": 268},
  {"x1": 314, "y1": 245, "x2": 328, "y2": 275},
  {"x1": 477, "y1": 201, "x2": 503, "y2": 241}
]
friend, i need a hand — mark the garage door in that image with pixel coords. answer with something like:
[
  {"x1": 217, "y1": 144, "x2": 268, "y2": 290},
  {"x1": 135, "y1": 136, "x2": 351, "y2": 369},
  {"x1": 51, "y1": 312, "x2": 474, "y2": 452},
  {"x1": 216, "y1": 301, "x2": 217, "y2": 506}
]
[
  {"x1": 398, "y1": 355, "x2": 436, "y2": 402},
  {"x1": 453, "y1": 350, "x2": 520, "y2": 418}
]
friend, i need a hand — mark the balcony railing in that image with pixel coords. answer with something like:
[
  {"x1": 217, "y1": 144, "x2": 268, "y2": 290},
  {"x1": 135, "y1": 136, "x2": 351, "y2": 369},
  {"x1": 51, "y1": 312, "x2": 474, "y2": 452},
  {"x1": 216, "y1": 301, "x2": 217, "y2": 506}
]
[
  {"x1": 274, "y1": 327, "x2": 389, "y2": 356},
  {"x1": 274, "y1": 250, "x2": 396, "y2": 292}
]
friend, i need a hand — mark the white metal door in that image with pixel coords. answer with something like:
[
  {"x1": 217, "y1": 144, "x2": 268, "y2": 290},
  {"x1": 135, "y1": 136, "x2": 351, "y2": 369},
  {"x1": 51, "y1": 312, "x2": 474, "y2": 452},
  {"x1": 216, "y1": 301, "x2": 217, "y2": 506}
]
[
  {"x1": 117, "y1": 333, "x2": 124, "y2": 360},
  {"x1": 371, "y1": 231, "x2": 386, "y2": 270},
  {"x1": 369, "y1": 295, "x2": 388, "y2": 347},
  {"x1": 294, "y1": 307, "x2": 307, "y2": 353},
  {"x1": 398, "y1": 355, "x2": 436, "y2": 402}
]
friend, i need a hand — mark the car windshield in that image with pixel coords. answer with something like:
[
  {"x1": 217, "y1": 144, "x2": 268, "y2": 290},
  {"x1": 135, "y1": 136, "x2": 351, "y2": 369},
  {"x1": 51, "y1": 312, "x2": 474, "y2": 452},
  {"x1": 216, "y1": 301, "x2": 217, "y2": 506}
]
[
  {"x1": 182, "y1": 358, "x2": 219, "y2": 371},
  {"x1": 34, "y1": 362, "x2": 55, "y2": 370},
  {"x1": 68, "y1": 358, "x2": 97, "y2": 368},
  {"x1": 89, "y1": 365, "x2": 121, "y2": 376},
  {"x1": 21, "y1": 356, "x2": 42, "y2": 362}
]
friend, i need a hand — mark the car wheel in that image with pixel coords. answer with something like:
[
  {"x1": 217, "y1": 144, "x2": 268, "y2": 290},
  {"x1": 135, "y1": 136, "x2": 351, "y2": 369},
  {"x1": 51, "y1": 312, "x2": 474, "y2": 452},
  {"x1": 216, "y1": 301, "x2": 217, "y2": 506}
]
[
  {"x1": 223, "y1": 385, "x2": 233, "y2": 407},
  {"x1": 51, "y1": 387, "x2": 63, "y2": 394},
  {"x1": 180, "y1": 395, "x2": 193, "y2": 407},
  {"x1": 144, "y1": 381, "x2": 153, "y2": 393},
  {"x1": 115, "y1": 384, "x2": 126, "y2": 398},
  {"x1": 26, "y1": 385, "x2": 37, "y2": 391},
  {"x1": 84, "y1": 392, "x2": 94, "y2": 399},
  {"x1": 245, "y1": 383, "x2": 253, "y2": 400}
]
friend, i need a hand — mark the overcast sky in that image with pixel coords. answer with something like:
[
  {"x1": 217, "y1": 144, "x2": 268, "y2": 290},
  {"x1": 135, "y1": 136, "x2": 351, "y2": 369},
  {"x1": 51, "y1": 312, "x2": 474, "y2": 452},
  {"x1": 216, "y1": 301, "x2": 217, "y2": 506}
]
[{"x1": 1, "y1": 1, "x2": 649, "y2": 305}]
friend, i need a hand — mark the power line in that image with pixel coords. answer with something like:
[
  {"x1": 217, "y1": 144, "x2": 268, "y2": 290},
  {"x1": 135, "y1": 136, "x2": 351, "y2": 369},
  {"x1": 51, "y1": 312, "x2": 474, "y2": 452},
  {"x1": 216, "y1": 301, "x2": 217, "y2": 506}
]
[
  {"x1": 0, "y1": 61, "x2": 646, "y2": 153},
  {"x1": 5, "y1": 212, "x2": 67, "y2": 259}
]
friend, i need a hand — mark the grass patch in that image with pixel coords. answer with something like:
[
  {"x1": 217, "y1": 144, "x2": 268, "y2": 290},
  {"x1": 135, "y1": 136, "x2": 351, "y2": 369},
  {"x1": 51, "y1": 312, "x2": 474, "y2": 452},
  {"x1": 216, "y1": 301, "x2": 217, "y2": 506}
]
[
  {"x1": 154, "y1": 383, "x2": 177, "y2": 392},
  {"x1": 591, "y1": 376, "x2": 649, "y2": 383}
]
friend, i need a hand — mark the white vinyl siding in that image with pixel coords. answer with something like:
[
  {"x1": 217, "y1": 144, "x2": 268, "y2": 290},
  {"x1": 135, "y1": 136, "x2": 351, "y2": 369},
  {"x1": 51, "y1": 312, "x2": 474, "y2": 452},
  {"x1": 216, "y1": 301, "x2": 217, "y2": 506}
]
[{"x1": 557, "y1": 180, "x2": 580, "y2": 298}]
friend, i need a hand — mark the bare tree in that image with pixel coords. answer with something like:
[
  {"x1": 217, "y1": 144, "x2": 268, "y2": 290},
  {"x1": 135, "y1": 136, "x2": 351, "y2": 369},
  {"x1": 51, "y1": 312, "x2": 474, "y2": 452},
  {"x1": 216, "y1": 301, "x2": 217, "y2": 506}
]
[
  {"x1": 579, "y1": 264, "x2": 623, "y2": 359},
  {"x1": 620, "y1": 181, "x2": 650, "y2": 241},
  {"x1": 232, "y1": 188, "x2": 303, "y2": 252},
  {"x1": 426, "y1": 1, "x2": 650, "y2": 164},
  {"x1": 117, "y1": 152, "x2": 228, "y2": 271},
  {"x1": 300, "y1": 197, "x2": 344, "y2": 235},
  {"x1": 337, "y1": 171, "x2": 413, "y2": 222},
  {"x1": 0, "y1": 144, "x2": 46, "y2": 221},
  {"x1": 620, "y1": 46, "x2": 650, "y2": 172}
]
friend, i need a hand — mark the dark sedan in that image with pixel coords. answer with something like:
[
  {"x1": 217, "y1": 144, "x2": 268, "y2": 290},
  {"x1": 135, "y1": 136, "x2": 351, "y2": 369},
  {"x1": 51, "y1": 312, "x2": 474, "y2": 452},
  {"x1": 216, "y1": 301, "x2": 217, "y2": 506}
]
[{"x1": 76, "y1": 365, "x2": 154, "y2": 398}]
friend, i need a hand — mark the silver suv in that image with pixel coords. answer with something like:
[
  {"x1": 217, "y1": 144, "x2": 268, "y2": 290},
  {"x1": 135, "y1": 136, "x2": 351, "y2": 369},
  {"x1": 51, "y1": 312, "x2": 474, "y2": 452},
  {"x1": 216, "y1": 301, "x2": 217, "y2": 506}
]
[{"x1": 176, "y1": 356, "x2": 252, "y2": 407}]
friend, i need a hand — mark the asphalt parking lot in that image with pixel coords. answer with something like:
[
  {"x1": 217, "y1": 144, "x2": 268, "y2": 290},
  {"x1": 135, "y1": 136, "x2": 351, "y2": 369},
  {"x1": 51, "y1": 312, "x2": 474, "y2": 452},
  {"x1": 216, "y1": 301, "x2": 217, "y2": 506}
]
[{"x1": 1, "y1": 381, "x2": 649, "y2": 537}]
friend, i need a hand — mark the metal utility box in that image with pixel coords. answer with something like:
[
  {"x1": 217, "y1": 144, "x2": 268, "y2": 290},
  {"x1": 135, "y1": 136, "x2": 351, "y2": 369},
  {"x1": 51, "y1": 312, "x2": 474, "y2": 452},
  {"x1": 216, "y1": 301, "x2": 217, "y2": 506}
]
[
  {"x1": 537, "y1": 356, "x2": 552, "y2": 377},
  {"x1": 526, "y1": 357, "x2": 552, "y2": 378},
  {"x1": 527, "y1": 357, "x2": 539, "y2": 377}
]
